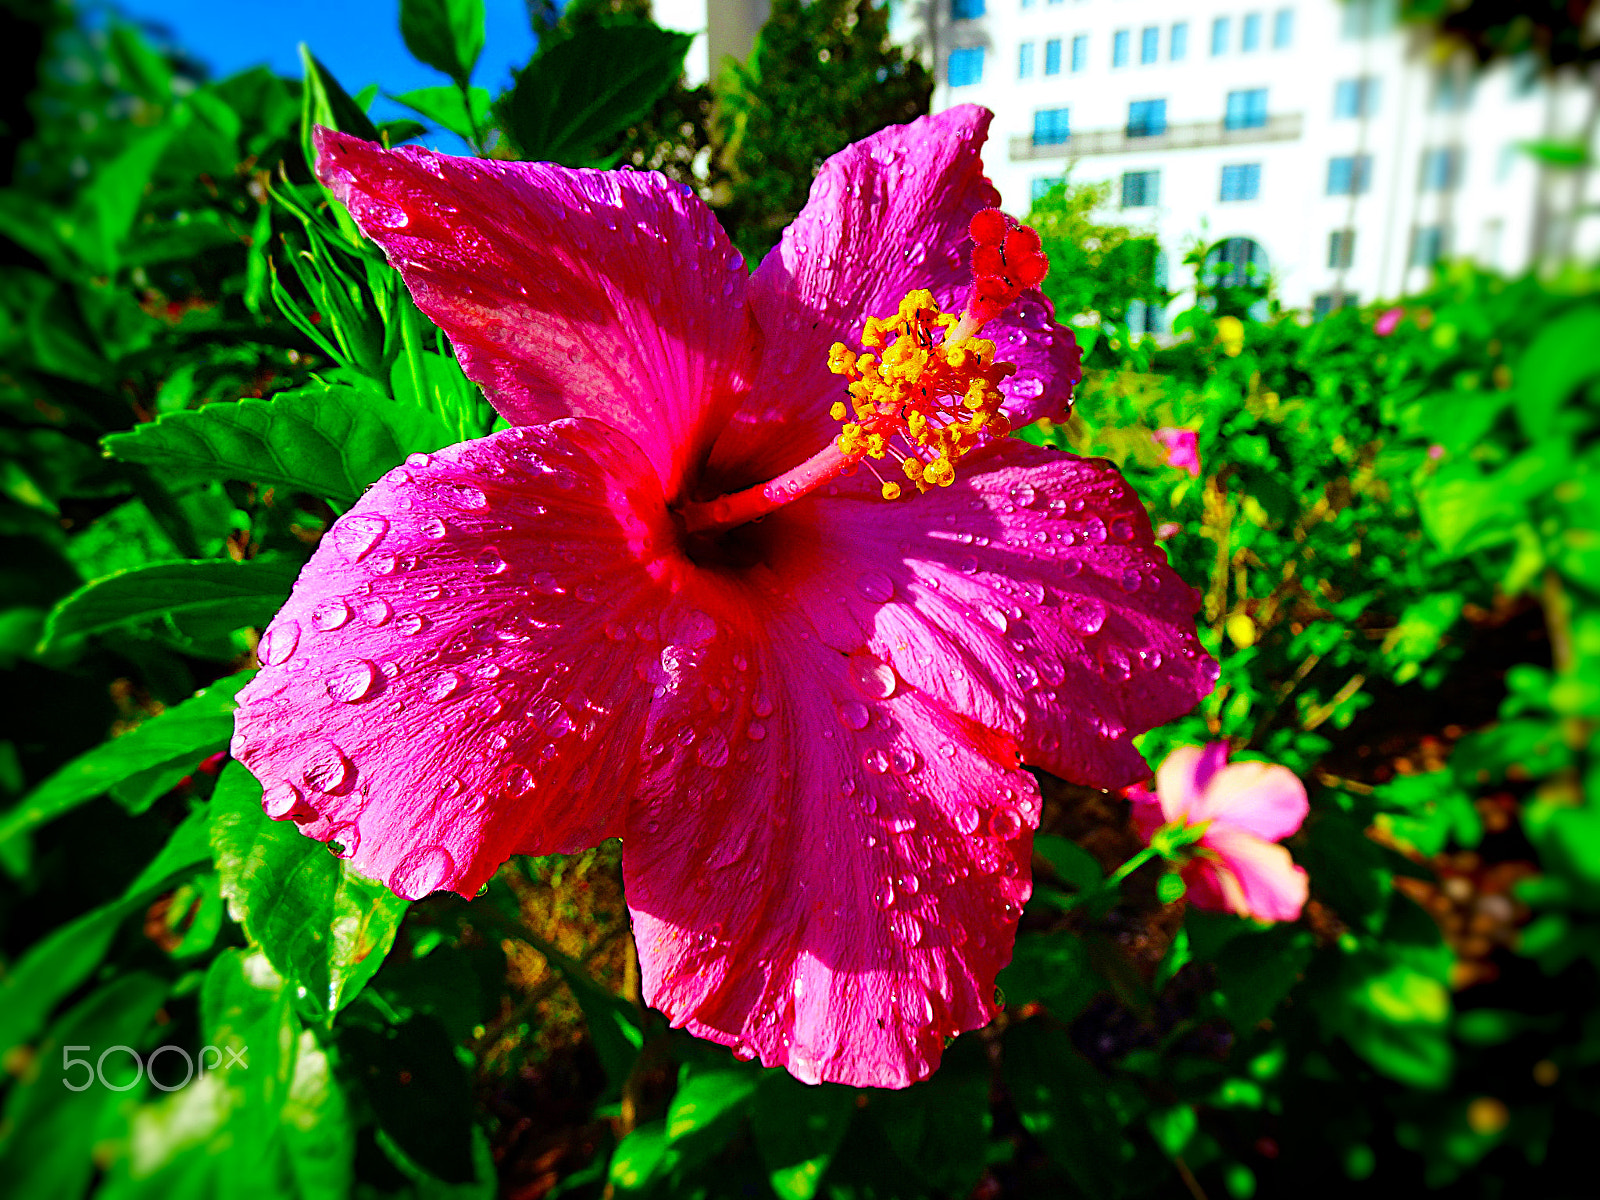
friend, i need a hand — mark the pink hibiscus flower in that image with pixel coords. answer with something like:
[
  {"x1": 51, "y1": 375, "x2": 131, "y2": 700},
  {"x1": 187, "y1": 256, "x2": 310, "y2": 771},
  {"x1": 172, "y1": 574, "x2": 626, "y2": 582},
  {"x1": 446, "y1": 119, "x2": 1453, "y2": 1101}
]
[
  {"x1": 1129, "y1": 744, "x2": 1309, "y2": 922},
  {"x1": 231, "y1": 105, "x2": 1216, "y2": 1087},
  {"x1": 1374, "y1": 306, "x2": 1405, "y2": 337},
  {"x1": 1152, "y1": 426, "x2": 1201, "y2": 478}
]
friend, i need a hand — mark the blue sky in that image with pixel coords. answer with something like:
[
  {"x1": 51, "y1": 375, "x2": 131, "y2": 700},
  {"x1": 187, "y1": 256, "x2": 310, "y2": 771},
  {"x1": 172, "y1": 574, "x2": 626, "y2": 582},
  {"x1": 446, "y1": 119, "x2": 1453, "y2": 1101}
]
[{"x1": 116, "y1": 0, "x2": 540, "y2": 144}]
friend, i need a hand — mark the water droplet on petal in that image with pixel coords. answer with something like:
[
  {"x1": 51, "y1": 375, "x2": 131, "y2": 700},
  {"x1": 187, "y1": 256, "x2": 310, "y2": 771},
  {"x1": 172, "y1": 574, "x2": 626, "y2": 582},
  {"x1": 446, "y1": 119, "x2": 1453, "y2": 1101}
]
[
  {"x1": 889, "y1": 747, "x2": 919, "y2": 775},
  {"x1": 1083, "y1": 517, "x2": 1108, "y2": 544},
  {"x1": 302, "y1": 743, "x2": 354, "y2": 794},
  {"x1": 1110, "y1": 516, "x2": 1135, "y2": 542},
  {"x1": 361, "y1": 598, "x2": 393, "y2": 626},
  {"x1": 856, "y1": 571, "x2": 894, "y2": 604},
  {"x1": 1008, "y1": 482, "x2": 1038, "y2": 508},
  {"x1": 420, "y1": 516, "x2": 448, "y2": 539},
  {"x1": 259, "y1": 620, "x2": 300, "y2": 665},
  {"x1": 747, "y1": 720, "x2": 766, "y2": 741},
  {"x1": 697, "y1": 728, "x2": 730, "y2": 767},
  {"x1": 397, "y1": 613, "x2": 429, "y2": 636},
  {"x1": 852, "y1": 658, "x2": 897, "y2": 699},
  {"x1": 890, "y1": 911, "x2": 924, "y2": 946},
  {"x1": 954, "y1": 806, "x2": 981, "y2": 834},
  {"x1": 990, "y1": 808, "x2": 1023, "y2": 840},
  {"x1": 311, "y1": 599, "x2": 351, "y2": 632},
  {"x1": 442, "y1": 482, "x2": 487, "y2": 510},
  {"x1": 752, "y1": 693, "x2": 774, "y2": 718},
  {"x1": 474, "y1": 548, "x2": 507, "y2": 576},
  {"x1": 499, "y1": 764, "x2": 534, "y2": 796},
  {"x1": 331, "y1": 515, "x2": 388, "y2": 562},
  {"x1": 426, "y1": 670, "x2": 464, "y2": 703},
  {"x1": 263, "y1": 780, "x2": 308, "y2": 820},
  {"x1": 326, "y1": 658, "x2": 380, "y2": 703},
  {"x1": 677, "y1": 610, "x2": 718, "y2": 645},
  {"x1": 863, "y1": 748, "x2": 889, "y2": 774},
  {"x1": 327, "y1": 823, "x2": 360, "y2": 858},
  {"x1": 391, "y1": 845, "x2": 455, "y2": 900},
  {"x1": 838, "y1": 700, "x2": 870, "y2": 730},
  {"x1": 530, "y1": 572, "x2": 563, "y2": 595}
]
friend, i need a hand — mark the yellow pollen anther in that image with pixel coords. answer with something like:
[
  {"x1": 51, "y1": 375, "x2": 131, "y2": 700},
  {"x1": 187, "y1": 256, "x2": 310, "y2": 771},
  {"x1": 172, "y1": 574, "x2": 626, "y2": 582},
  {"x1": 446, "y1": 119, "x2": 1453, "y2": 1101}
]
[{"x1": 825, "y1": 289, "x2": 1019, "y2": 498}]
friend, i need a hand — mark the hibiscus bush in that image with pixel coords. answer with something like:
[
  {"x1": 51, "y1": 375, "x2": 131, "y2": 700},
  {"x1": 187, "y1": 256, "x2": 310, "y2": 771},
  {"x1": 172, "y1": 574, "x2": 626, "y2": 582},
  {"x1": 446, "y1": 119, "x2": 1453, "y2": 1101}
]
[{"x1": 3, "y1": 4, "x2": 1599, "y2": 1200}]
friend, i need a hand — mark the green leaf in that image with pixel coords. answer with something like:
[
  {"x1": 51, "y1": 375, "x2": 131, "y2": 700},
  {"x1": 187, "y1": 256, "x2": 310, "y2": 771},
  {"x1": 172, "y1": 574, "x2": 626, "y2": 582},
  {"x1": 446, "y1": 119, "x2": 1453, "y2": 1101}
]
[
  {"x1": 73, "y1": 127, "x2": 176, "y2": 273},
  {"x1": 1003, "y1": 1022, "x2": 1132, "y2": 1196},
  {"x1": 40, "y1": 556, "x2": 300, "y2": 654},
  {"x1": 103, "y1": 384, "x2": 455, "y2": 505},
  {"x1": 0, "y1": 973, "x2": 169, "y2": 1200},
  {"x1": 391, "y1": 85, "x2": 491, "y2": 141},
  {"x1": 610, "y1": 1120, "x2": 676, "y2": 1194},
  {"x1": 399, "y1": 0, "x2": 486, "y2": 88},
  {"x1": 209, "y1": 762, "x2": 408, "y2": 1023},
  {"x1": 1033, "y1": 833, "x2": 1103, "y2": 891},
  {"x1": 666, "y1": 1062, "x2": 762, "y2": 1159},
  {"x1": 751, "y1": 1073, "x2": 855, "y2": 1200},
  {"x1": 1334, "y1": 956, "x2": 1453, "y2": 1089},
  {"x1": 1513, "y1": 304, "x2": 1600, "y2": 439},
  {"x1": 0, "y1": 672, "x2": 253, "y2": 843},
  {"x1": 870, "y1": 1034, "x2": 990, "y2": 1196},
  {"x1": 497, "y1": 25, "x2": 693, "y2": 166},
  {"x1": 998, "y1": 929, "x2": 1098, "y2": 1020}
]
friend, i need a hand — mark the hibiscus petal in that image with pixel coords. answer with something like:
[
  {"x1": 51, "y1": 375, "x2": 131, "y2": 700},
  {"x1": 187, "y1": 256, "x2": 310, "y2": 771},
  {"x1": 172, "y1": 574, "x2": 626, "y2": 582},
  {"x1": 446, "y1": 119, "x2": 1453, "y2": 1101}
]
[
  {"x1": 313, "y1": 128, "x2": 755, "y2": 500},
  {"x1": 1155, "y1": 743, "x2": 1230, "y2": 823},
  {"x1": 1199, "y1": 829, "x2": 1309, "y2": 923},
  {"x1": 624, "y1": 607, "x2": 1035, "y2": 1088},
  {"x1": 231, "y1": 418, "x2": 674, "y2": 900},
  {"x1": 709, "y1": 105, "x2": 1080, "y2": 485},
  {"x1": 1192, "y1": 760, "x2": 1309, "y2": 842},
  {"x1": 776, "y1": 440, "x2": 1215, "y2": 789}
]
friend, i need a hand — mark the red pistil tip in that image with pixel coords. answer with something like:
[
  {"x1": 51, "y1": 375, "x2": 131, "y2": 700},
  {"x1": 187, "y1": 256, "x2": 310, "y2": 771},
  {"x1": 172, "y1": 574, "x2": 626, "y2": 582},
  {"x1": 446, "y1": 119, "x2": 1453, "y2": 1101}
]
[{"x1": 964, "y1": 209, "x2": 1050, "y2": 326}]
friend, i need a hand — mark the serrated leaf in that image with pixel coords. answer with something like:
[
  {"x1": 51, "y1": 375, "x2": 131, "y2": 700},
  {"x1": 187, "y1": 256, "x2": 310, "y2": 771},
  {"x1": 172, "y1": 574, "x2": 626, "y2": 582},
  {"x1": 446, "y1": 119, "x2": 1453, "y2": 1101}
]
[
  {"x1": 391, "y1": 85, "x2": 491, "y2": 141},
  {"x1": 399, "y1": 0, "x2": 485, "y2": 88},
  {"x1": 41, "y1": 556, "x2": 300, "y2": 654},
  {"x1": 102, "y1": 384, "x2": 455, "y2": 505},
  {"x1": 0, "y1": 672, "x2": 253, "y2": 844},
  {"x1": 210, "y1": 762, "x2": 407, "y2": 1024},
  {"x1": 498, "y1": 25, "x2": 693, "y2": 166}
]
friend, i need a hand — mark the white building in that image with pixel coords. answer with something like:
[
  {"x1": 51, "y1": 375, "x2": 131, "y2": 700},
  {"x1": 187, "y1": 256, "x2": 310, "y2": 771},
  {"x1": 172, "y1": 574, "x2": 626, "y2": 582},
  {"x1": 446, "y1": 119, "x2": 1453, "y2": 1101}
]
[{"x1": 912, "y1": 0, "x2": 1597, "y2": 316}]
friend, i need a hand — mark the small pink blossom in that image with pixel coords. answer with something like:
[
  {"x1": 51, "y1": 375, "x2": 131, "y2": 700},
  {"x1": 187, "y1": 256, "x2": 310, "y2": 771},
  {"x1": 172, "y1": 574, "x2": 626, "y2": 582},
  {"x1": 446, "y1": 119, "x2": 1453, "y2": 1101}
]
[
  {"x1": 1374, "y1": 306, "x2": 1405, "y2": 337},
  {"x1": 1427, "y1": 443, "x2": 1445, "y2": 460},
  {"x1": 1129, "y1": 743, "x2": 1309, "y2": 922},
  {"x1": 231, "y1": 108, "x2": 1216, "y2": 1087},
  {"x1": 1153, "y1": 427, "x2": 1201, "y2": 478},
  {"x1": 1155, "y1": 521, "x2": 1182, "y2": 540}
]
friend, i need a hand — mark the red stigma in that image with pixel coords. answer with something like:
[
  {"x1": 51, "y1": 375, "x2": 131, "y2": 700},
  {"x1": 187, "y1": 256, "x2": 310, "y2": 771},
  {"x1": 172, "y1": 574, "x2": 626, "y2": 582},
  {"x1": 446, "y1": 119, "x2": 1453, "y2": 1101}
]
[{"x1": 964, "y1": 208, "x2": 1050, "y2": 325}]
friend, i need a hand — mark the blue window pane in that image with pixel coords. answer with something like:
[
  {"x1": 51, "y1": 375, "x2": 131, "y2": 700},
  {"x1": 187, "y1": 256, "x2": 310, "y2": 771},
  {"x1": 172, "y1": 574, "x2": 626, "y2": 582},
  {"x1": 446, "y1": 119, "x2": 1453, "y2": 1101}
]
[
  {"x1": 1032, "y1": 176, "x2": 1064, "y2": 202},
  {"x1": 1410, "y1": 225, "x2": 1448, "y2": 266},
  {"x1": 1420, "y1": 147, "x2": 1462, "y2": 190},
  {"x1": 1326, "y1": 154, "x2": 1373, "y2": 195},
  {"x1": 951, "y1": 0, "x2": 986, "y2": 19},
  {"x1": 1127, "y1": 99, "x2": 1168, "y2": 137},
  {"x1": 1212, "y1": 16, "x2": 1230, "y2": 54},
  {"x1": 1113, "y1": 30, "x2": 1130, "y2": 67},
  {"x1": 1242, "y1": 13, "x2": 1262, "y2": 50},
  {"x1": 1045, "y1": 38, "x2": 1062, "y2": 75},
  {"x1": 1121, "y1": 170, "x2": 1159, "y2": 207},
  {"x1": 1220, "y1": 163, "x2": 1262, "y2": 201},
  {"x1": 1033, "y1": 108, "x2": 1071, "y2": 145},
  {"x1": 1171, "y1": 22, "x2": 1189, "y2": 60},
  {"x1": 1071, "y1": 34, "x2": 1088, "y2": 71},
  {"x1": 948, "y1": 46, "x2": 985, "y2": 88},
  {"x1": 1225, "y1": 88, "x2": 1269, "y2": 130},
  {"x1": 1273, "y1": 9, "x2": 1294, "y2": 47},
  {"x1": 1141, "y1": 26, "x2": 1159, "y2": 64},
  {"x1": 1019, "y1": 42, "x2": 1035, "y2": 79}
]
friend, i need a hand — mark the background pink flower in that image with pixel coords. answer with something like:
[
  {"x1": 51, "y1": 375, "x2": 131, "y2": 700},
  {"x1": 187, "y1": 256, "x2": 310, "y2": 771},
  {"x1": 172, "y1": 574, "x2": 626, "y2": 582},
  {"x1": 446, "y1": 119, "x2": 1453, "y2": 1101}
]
[
  {"x1": 1375, "y1": 306, "x2": 1405, "y2": 336},
  {"x1": 1153, "y1": 426, "x2": 1201, "y2": 478},
  {"x1": 232, "y1": 107, "x2": 1216, "y2": 1087},
  {"x1": 1129, "y1": 743, "x2": 1309, "y2": 922}
]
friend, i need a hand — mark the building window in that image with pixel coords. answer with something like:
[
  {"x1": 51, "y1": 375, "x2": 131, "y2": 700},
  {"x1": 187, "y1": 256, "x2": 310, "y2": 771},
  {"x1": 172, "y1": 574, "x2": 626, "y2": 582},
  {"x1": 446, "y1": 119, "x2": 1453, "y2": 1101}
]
[
  {"x1": 1327, "y1": 154, "x2": 1373, "y2": 195},
  {"x1": 1220, "y1": 163, "x2": 1262, "y2": 201},
  {"x1": 1018, "y1": 42, "x2": 1036, "y2": 79},
  {"x1": 1241, "y1": 13, "x2": 1263, "y2": 50},
  {"x1": 1141, "y1": 26, "x2": 1160, "y2": 64},
  {"x1": 1273, "y1": 8, "x2": 1294, "y2": 47},
  {"x1": 1342, "y1": 0, "x2": 1391, "y2": 39},
  {"x1": 1121, "y1": 169, "x2": 1160, "y2": 207},
  {"x1": 1410, "y1": 225, "x2": 1449, "y2": 267},
  {"x1": 1071, "y1": 34, "x2": 1088, "y2": 72},
  {"x1": 1420, "y1": 146, "x2": 1463, "y2": 190},
  {"x1": 1113, "y1": 29, "x2": 1131, "y2": 67},
  {"x1": 1312, "y1": 291, "x2": 1356, "y2": 320},
  {"x1": 1171, "y1": 21, "x2": 1189, "y2": 60},
  {"x1": 1031, "y1": 176, "x2": 1064, "y2": 203},
  {"x1": 951, "y1": 0, "x2": 986, "y2": 19},
  {"x1": 1033, "y1": 108, "x2": 1071, "y2": 146},
  {"x1": 1432, "y1": 67, "x2": 1473, "y2": 112},
  {"x1": 1333, "y1": 76, "x2": 1379, "y2": 118},
  {"x1": 1126, "y1": 99, "x2": 1168, "y2": 137},
  {"x1": 1207, "y1": 237, "x2": 1268, "y2": 288},
  {"x1": 1022, "y1": 0, "x2": 1035, "y2": 7},
  {"x1": 948, "y1": 46, "x2": 985, "y2": 88},
  {"x1": 1512, "y1": 53, "x2": 1540, "y2": 97},
  {"x1": 1211, "y1": 16, "x2": 1230, "y2": 55},
  {"x1": 1328, "y1": 228, "x2": 1355, "y2": 268},
  {"x1": 1045, "y1": 38, "x2": 1062, "y2": 75},
  {"x1": 1225, "y1": 89, "x2": 1269, "y2": 130}
]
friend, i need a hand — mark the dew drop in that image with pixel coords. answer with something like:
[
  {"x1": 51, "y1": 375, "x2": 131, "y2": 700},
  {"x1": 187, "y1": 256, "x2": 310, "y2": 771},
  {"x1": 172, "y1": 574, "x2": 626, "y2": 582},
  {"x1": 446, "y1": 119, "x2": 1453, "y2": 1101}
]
[
  {"x1": 311, "y1": 599, "x2": 352, "y2": 632},
  {"x1": 1083, "y1": 516, "x2": 1108, "y2": 544},
  {"x1": 889, "y1": 747, "x2": 919, "y2": 775},
  {"x1": 954, "y1": 806, "x2": 981, "y2": 834},
  {"x1": 890, "y1": 911, "x2": 924, "y2": 947},
  {"x1": 856, "y1": 571, "x2": 894, "y2": 604},
  {"x1": 259, "y1": 620, "x2": 300, "y2": 666},
  {"x1": 1119, "y1": 568, "x2": 1143, "y2": 593},
  {"x1": 420, "y1": 516, "x2": 448, "y2": 539},
  {"x1": 1110, "y1": 516, "x2": 1135, "y2": 542},
  {"x1": 838, "y1": 700, "x2": 871, "y2": 730},
  {"x1": 327, "y1": 823, "x2": 360, "y2": 858},
  {"x1": 499, "y1": 764, "x2": 534, "y2": 796},
  {"x1": 326, "y1": 658, "x2": 380, "y2": 703},
  {"x1": 302, "y1": 743, "x2": 354, "y2": 794},
  {"x1": 697, "y1": 728, "x2": 730, "y2": 768},
  {"x1": 863, "y1": 748, "x2": 890, "y2": 774},
  {"x1": 752, "y1": 693, "x2": 774, "y2": 718},
  {"x1": 397, "y1": 612, "x2": 429, "y2": 636},
  {"x1": 474, "y1": 548, "x2": 508, "y2": 576},
  {"x1": 426, "y1": 670, "x2": 465, "y2": 703},
  {"x1": 263, "y1": 780, "x2": 307, "y2": 820},
  {"x1": 852, "y1": 658, "x2": 897, "y2": 699},
  {"x1": 530, "y1": 572, "x2": 563, "y2": 595},
  {"x1": 441, "y1": 482, "x2": 487, "y2": 510},
  {"x1": 331, "y1": 514, "x2": 388, "y2": 562},
  {"x1": 1007, "y1": 482, "x2": 1038, "y2": 508},
  {"x1": 391, "y1": 845, "x2": 455, "y2": 900},
  {"x1": 747, "y1": 720, "x2": 766, "y2": 741},
  {"x1": 361, "y1": 598, "x2": 393, "y2": 626},
  {"x1": 990, "y1": 808, "x2": 1023, "y2": 840}
]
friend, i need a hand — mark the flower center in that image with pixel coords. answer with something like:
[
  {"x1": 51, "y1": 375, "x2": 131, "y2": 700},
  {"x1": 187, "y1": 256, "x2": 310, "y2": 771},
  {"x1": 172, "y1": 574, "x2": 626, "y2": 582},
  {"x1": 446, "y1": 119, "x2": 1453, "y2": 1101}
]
[{"x1": 678, "y1": 209, "x2": 1049, "y2": 535}]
